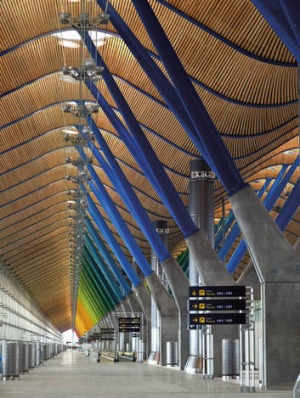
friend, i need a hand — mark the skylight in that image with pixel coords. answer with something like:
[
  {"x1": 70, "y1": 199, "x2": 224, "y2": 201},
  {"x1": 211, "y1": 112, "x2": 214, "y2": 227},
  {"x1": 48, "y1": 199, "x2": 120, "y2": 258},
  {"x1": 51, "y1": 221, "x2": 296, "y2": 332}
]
[{"x1": 52, "y1": 30, "x2": 112, "y2": 48}]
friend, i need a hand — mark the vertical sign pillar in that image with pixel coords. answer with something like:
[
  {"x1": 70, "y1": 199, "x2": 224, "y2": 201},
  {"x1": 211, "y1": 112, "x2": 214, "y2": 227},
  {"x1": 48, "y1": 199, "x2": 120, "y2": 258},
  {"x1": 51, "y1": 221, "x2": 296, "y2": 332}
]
[{"x1": 185, "y1": 158, "x2": 215, "y2": 374}]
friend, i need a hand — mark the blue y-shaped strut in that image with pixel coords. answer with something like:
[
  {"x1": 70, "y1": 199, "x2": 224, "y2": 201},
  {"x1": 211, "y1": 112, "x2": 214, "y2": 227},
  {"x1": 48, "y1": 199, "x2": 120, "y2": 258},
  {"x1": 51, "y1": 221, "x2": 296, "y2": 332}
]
[
  {"x1": 94, "y1": 1, "x2": 215, "y2": 171},
  {"x1": 87, "y1": 164, "x2": 153, "y2": 277},
  {"x1": 85, "y1": 217, "x2": 132, "y2": 295},
  {"x1": 85, "y1": 117, "x2": 170, "y2": 262},
  {"x1": 84, "y1": 234, "x2": 124, "y2": 301},
  {"x1": 215, "y1": 211, "x2": 236, "y2": 250},
  {"x1": 276, "y1": 179, "x2": 300, "y2": 230},
  {"x1": 82, "y1": 250, "x2": 118, "y2": 308},
  {"x1": 81, "y1": 64, "x2": 198, "y2": 239},
  {"x1": 226, "y1": 160, "x2": 299, "y2": 273},
  {"x1": 83, "y1": 245, "x2": 122, "y2": 303},
  {"x1": 218, "y1": 177, "x2": 273, "y2": 261},
  {"x1": 86, "y1": 195, "x2": 141, "y2": 287},
  {"x1": 96, "y1": 0, "x2": 246, "y2": 195},
  {"x1": 131, "y1": 0, "x2": 246, "y2": 195}
]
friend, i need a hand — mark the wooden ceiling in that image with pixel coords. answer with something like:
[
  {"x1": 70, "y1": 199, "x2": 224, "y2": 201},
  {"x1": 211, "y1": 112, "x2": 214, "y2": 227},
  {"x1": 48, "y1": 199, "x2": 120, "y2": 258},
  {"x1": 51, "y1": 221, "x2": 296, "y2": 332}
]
[{"x1": 1, "y1": 0, "x2": 299, "y2": 332}]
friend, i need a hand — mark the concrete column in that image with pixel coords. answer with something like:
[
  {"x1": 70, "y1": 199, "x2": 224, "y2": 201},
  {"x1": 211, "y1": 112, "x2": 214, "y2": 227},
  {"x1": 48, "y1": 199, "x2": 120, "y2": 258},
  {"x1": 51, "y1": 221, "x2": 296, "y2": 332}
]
[
  {"x1": 126, "y1": 291, "x2": 143, "y2": 354},
  {"x1": 133, "y1": 281, "x2": 151, "y2": 359},
  {"x1": 230, "y1": 186, "x2": 300, "y2": 388},
  {"x1": 145, "y1": 272, "x2": 178, "y2": 366}
]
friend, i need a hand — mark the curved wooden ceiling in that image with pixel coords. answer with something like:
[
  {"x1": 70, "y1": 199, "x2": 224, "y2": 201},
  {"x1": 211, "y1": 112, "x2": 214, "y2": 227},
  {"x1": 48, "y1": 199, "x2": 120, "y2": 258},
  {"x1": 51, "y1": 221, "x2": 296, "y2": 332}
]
[{"x1": 1, "y1": 0, "x2": 299, "y2": 332}]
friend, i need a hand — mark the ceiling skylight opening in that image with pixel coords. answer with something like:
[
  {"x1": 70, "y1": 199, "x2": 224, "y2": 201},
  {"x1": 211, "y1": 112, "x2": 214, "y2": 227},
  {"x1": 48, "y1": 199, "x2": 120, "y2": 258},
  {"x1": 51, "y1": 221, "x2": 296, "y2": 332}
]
[
  {"x1": 53, "y1": 30, "x2": 112, "y2": 48},
  {"x1": 60, "y1": 73, "x2": 80, "y2": 84},
  {"x1": 283, "y1": 150, "x2": 296, "y2": 155},
  {"x1": 62, "y1": 129, "x2": 79, "y2": 135}
]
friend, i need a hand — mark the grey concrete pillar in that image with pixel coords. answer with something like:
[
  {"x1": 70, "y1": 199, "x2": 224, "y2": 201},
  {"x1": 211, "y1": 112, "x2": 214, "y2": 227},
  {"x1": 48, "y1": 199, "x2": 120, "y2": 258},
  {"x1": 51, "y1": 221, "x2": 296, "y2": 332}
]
[
  {"x1": 133, "y1": 281, "x2": 151, "y2": 359},
  {"x1": 126, "y1": 291, "x2": 143, "y2": 354},
  {"x1": 230, "y1": 185, "x2": 300, "y2": 388},
  {"x1": 107, "y1": 312, "x2": 119, "y2": 350},
  {"x1": 145, "y1": 272, "x2": 178, "y2": 366}
]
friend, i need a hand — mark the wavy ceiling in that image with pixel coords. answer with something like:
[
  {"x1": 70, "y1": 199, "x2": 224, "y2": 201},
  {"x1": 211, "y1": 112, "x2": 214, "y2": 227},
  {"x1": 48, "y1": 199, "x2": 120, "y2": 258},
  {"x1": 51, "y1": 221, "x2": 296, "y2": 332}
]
[{"x1": 0, "y1": 0, "x2": 299, "y2": 334}]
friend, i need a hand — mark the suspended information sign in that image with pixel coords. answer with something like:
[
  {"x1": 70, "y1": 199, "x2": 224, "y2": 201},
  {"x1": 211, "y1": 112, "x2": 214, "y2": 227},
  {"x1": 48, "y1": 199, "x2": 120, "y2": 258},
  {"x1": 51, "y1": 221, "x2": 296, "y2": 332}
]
[
  {"x1": 189, "y1": 286, "x2": 246, "y2": 298},
  {"x1": 188, "y1": 285, "x2": 247, "y2": 329},
  {"x1": 118, "y1": 317, "x2": 141, "y2": 333},
  {"x1": 189, "y1": 313, "x2": 246, "y2": 328}
]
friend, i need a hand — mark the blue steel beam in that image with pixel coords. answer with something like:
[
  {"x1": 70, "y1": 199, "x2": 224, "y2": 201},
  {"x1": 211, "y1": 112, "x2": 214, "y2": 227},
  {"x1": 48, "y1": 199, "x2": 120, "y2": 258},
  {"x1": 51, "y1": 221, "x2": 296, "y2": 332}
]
[
  {"x1": 87, "y1": 165, "x2": 153, "y2": 277},
  {"x1": 84, "y1": 234, "x2": 124, "y2": 301},
  {"x1": 82, "y1": 246, "x2": 122, "y2": 304},
  {"x1": 227, "y1": 180, "x2": 300, "y2": 274},
  {"x1": 81, "y1": 255, "x2": 117, "y2": 309},
  {"x1": 84, "y1": 119, "x2": 171, "y2": 262},
  {"x1": 264, "y1": 160, "x2": 299, "y2": 210},
  {"x1": 94, "y1": 2, "x2": 215, "y2": 170},
  {"x1": 226, "y1": 160, "x2": 299, "y2": 273},
  {"x1": 83, "y1": 76, "x2": 198, "y2": 239},
  {"x1": 276, "y1": 180, "x2": 300, "y2": 230},
  {"x1": 215, "y1": 211, "x2": 236, "y2": 250},
  {"x1": 86, "y1": 194, "x2": 141, "y2": 287},
  {"x1": 218, "y1": 177, "x2": 273, "y2": 261},
  {"x1": 85, "y1": 218, "x2": 132, "y2": 295},
  {"x1": 131, "y1": 0, "x2": 246, "y2": 195}
]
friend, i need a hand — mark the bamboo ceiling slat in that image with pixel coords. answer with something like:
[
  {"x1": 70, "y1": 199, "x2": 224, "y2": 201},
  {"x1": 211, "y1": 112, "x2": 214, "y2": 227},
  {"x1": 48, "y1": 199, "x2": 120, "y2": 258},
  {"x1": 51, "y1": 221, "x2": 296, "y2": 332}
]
[
  {"x1": 163, "y1": 0, "x2": 294, "y2": 63},
  {"x1": 1, "y1": 212, "x2": 70, "y2": 247},
  {"x1": 1, "y1": 0, "x2": 299, "y2": 331},
  {"x1": 1, "y1": 161, "x2": 75, "y2": 199},
  {"x1": 0, "y1": 226, "x2": 70, "y2": 264},
  {"x1": 1, "y1": 107, "x2": 80, "y2": 152},
  {"x1": 17, "y1": 257, "x2": 71, "y2": 277},
  {"x1": 0, "y1": 190, "x2": 73, "y2": 231},
  {"x1": 0, "y1": 136, "x2": 76, "y2": 181},
  {"x1": 149, "y1": 3, "x2": 296, "y2": 105},
  {"x1": 0, "y1": 180, "x2": 74, "y2": 220},
  {"x1": 193, "y1": 84, "x2": 297, "y2": 137},
  {"x1": 4, "y1": 237, "x2": 71, "y2": 267},
  {"x1": 2, "y1": 143, "x2": 69, "y2": 181},
  {"x1": 1, "y1": 75, "x2": 93, "y2": 126},
  {"x1": 0, "y1": 218, "x2": 69, "y2": 254}
]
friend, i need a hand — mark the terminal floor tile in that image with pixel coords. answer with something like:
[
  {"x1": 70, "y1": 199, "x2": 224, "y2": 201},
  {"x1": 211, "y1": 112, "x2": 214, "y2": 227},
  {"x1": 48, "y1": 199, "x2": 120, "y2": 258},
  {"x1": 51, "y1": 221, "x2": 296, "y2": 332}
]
[{"x1": 0, "y1": 350, "x2": 292, "y2": 398}]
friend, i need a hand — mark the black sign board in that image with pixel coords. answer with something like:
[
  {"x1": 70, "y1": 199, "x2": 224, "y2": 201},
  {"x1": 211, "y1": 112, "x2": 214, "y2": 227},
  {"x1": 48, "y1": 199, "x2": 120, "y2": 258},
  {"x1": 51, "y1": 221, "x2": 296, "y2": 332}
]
[
  {"x1": 118, "y1": 317, "x2": 140, "y2": 324},
  {"x1": 100, "y1": 328, "x2": 114, "y2": 332},
  {"x1": 189, "y1": 299, "x2": 246, "y2": 312},
  {"x1": 189, "y1": 313, "x2": 246, "y2": 328},
  {"x1": 119, "y1": 325, "x2": 141, "y2": 333},
  {"x1": 189, "y1": 286, "x2": 246, "y2": 298},
  {"x1": 118, "y1": 317, "x2": 141, "y2": 333}
]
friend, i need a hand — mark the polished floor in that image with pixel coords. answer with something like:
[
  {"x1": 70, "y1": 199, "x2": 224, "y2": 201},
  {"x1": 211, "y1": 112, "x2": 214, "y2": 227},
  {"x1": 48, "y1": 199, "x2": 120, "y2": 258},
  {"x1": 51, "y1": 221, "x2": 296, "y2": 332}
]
[{"x1": 1, "y1": 350, "x2": 292, "y2": 398}]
